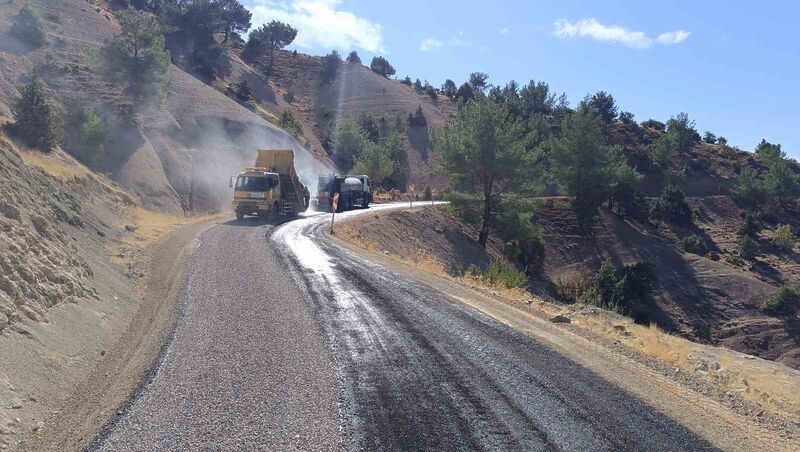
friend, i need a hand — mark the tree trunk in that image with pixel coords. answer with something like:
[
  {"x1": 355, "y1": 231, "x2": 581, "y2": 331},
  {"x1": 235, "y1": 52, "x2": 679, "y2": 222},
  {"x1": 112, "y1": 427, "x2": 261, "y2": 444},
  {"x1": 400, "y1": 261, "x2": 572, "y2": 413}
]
[{"x1": 479, "y1": 179, "x2": 493, "y2": 248}]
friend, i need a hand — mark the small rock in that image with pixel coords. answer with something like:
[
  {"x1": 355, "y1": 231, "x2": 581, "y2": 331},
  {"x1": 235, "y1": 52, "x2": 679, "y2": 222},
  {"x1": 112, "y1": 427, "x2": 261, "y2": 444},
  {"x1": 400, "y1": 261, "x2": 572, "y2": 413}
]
[
  {"x1": 96, "y1": 230, "x2": 106, "y2": 237},
  {"x1": 124, "y1": 225, "x2": 138, "y2": 233},
  {"x1": 612, "y1": 324, "x2": 626, "y2": 332},
  {"x1": 743, "y1": 355, "x2": 756, "y2": 360},
  {"x1": 382, "y1": 250, "x2": 389, "y2": 255},
  {"x1": 32, "y1": 421, "x2": 43, "y2": 432},
  {"x1": 100, "y1": 350, "x2": 106, "y2": 356},
  {"x1": 433, "y1": 226, "x2": 444, "y2": 233},
  {"x1": 550, "y1": 314, "x2": 571, "y2": 324},
  {"x1": 26, "y1": 395, "x2": 36, "y2": 402},
  {"x1": 725, "y1": 391, "x2": 734, "y2": 398},
  {"x1": 11, "y1": 402, "x2": 22, "y2": 410}
]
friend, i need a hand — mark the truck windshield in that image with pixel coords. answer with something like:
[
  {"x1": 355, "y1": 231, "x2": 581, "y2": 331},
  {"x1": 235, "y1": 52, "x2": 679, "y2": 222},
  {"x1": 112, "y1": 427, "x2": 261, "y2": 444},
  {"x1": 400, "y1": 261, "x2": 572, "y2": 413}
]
[{"x1": 236, "y1": 176, "x2": 276, "y2": 191}]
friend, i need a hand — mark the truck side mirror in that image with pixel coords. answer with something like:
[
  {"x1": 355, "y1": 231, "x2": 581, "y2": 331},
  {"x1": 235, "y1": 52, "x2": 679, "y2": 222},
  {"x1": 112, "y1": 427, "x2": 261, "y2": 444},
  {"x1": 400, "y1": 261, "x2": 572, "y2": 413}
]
[{"x1": 229, "y1": 176, "x2": 235, "y2": 189}]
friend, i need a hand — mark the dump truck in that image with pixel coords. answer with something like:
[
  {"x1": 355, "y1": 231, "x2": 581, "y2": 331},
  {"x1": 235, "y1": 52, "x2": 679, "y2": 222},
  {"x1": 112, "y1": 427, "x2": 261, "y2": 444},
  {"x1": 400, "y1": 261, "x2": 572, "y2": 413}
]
[
  {"x1": 317, "y1": 174, "x2": 371, "y2": 212},
  {"x1": 231, "y1": 150, "x2": 310, "y2": 220}
]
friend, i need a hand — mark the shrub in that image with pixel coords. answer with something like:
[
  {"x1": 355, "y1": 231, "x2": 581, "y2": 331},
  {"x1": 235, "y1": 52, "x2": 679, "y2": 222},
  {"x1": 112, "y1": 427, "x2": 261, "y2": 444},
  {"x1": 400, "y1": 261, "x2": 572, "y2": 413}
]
[
  {"x1": 554, "y1": 273, "x2": 593, "y2": 304},
  {"x1": 446, "y1": 191, "x2": 483, "y2": 225},
  {"x1": 8, "y1": 72, "x2": 62, "y2": 152},
  {"x1": 763, "y1": 288, "x2": 800, "y2": 316},
  {"x1": 423, "y1": 185, "x2": 432, "y2": 200},
  {"x1": 737, "y1": 235, "x2": 760, "y2": 260},
  {"x1": 648, "y1": 134, "x2": 673, "y2": 169},
  {"x1": 481, "y1": 259, "x2": 527, "y2": 289},
  {"x1": 278, "y1": 110, "x2": 303, "y2": 137},
  {"x1": 702, "y1": 131, "x2": 717, "y2": 144},
  {"x1": 679, "y1": 235, "x2": 709, "y2": 256},
  {"x1": 10, "y1": 5, "x2": 46, "y2": 48},
  {"x1": 650, "y1": 185, "x2": 692, "y2": 224},
  {"x1": 232, "y1": 80, "x2": 255, "y2": 106},
  {"x1": 409, "y1": 105, "x2": 427, "y2": 127},
  {"x1": 63, "y1": 98, "x2": 105, "y2": 165},
  {"x1": 772, "y1": 224, "x2": 796, "y2": 252},
  {"x1": 495, "y1": 202, "x2": 546, "y2": 275},
  {"x1": 401, "y1": 76, "x2": 412, "y2": 86},
  {"x1": 737, "y1": 213, "x2": 762, "y2": 239}
]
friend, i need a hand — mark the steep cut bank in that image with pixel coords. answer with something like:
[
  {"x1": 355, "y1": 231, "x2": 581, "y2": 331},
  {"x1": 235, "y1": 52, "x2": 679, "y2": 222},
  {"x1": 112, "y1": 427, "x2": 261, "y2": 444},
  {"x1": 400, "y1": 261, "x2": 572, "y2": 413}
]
[
  {"x1": 0, "y1": 0, "x2": 333, "y2": 214},
  {"x1": 0, "y1": 131, "x2": 212, "y2": 451}
]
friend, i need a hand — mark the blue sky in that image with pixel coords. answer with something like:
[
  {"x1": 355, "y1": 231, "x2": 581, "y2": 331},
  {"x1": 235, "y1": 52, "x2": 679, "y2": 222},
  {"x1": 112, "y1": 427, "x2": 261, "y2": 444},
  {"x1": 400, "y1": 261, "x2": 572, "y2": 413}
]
[{"x1": 245, "y1": 1, "x2": 799, "y2": 156}]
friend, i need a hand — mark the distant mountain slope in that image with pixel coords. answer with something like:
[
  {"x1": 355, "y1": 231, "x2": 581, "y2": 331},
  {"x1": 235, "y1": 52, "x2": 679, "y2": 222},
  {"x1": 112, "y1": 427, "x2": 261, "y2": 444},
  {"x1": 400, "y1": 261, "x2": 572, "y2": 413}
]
[{"x1": 0, "y1": 0, "x2": 333, "y2": 213}]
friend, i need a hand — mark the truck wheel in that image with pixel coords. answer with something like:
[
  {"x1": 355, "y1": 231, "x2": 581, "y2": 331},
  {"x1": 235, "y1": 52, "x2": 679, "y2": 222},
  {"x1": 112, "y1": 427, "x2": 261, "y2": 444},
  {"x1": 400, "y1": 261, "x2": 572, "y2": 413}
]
[
  {"x1": 235, "y1": 210, "x2": 244, "y2": 221},
  {"x1": 270, "y1": 202, "x2": 280, "y2": 220},
  {"x1": 363, "y1": 194, "x2": 370, "y2": 209}
]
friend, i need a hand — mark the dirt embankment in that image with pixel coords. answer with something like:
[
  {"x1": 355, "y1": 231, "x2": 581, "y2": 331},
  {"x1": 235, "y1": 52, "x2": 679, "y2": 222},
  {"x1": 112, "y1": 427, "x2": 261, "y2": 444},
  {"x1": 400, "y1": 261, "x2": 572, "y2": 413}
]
[{"x1": 0, "y1": 133, "x2": 215, "y2": 451}]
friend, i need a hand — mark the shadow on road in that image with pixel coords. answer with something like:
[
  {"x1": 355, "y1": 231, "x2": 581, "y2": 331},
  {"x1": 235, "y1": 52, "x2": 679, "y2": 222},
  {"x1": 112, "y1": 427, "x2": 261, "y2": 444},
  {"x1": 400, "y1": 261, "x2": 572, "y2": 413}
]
[{"x1": 222, "y1": 215, "x2": 302, "y2": 228}]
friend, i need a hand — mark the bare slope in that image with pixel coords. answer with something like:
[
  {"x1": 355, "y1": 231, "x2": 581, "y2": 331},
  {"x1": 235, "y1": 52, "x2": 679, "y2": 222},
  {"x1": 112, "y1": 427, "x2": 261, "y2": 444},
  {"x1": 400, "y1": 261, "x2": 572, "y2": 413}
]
[{"x1": 0, "y1": 0, "x2": 333, "y2": 214}]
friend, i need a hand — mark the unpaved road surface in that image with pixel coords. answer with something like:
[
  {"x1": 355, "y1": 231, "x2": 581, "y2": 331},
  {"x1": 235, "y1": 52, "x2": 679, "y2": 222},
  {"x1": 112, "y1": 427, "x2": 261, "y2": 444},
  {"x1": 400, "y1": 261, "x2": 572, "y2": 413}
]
[{"x1": 94, "y1": 205, "x2": 718, "y2": 451}]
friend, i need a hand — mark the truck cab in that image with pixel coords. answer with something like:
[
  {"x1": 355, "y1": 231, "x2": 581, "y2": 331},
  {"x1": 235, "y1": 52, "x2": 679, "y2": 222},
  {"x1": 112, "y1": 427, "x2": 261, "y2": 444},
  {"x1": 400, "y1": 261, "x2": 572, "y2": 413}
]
[{"x1": 232, "y1": 168, "x2": 281, "y2": 220}]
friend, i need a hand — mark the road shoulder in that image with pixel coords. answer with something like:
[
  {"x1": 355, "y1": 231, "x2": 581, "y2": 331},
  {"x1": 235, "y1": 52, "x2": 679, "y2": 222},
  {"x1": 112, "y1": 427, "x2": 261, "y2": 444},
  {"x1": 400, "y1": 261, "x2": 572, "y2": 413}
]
[{"x1": 19, "y1": 219, "x2": 221, "y2": 452}]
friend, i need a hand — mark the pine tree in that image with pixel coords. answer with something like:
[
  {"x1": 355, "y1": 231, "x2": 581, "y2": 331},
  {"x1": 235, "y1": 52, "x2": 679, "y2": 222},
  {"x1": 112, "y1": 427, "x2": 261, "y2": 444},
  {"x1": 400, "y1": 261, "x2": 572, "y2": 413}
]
[{"x1": 9, "y1": 72, "x2": 62, "y2": 152}]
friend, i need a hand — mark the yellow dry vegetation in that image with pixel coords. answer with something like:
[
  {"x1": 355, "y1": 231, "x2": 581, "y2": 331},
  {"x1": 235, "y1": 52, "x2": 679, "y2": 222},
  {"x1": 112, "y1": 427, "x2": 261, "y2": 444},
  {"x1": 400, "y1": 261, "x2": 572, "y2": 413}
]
[{"x1": 556, "y1": 307, "x2": 800, "y2": 420}]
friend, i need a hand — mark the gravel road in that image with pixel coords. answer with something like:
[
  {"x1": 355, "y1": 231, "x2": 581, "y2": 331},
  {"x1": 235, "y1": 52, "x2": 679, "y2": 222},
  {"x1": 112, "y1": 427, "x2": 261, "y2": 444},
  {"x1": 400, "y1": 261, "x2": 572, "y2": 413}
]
[{"x1": 94, "y1": 205, "x2": 717, "y2": 451}]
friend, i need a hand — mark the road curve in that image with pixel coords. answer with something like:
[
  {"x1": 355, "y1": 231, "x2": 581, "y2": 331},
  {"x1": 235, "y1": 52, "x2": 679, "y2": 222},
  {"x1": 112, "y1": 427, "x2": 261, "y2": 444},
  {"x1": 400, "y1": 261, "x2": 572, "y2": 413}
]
[{"x1": 94, "y1": 204, "x2": 717, "y2": 451}]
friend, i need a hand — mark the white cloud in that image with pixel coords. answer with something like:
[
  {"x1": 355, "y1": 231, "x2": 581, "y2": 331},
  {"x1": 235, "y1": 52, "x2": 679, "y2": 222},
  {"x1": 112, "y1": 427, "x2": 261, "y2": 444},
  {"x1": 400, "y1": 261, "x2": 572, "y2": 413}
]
[
  {"x1": 250, "y1": 0, "x2": 385, "y2": 53},
  {"x1": 419, "y1": 38, "x2": 442, "y2": 52},
  {"x1": 499, "y1": 28, "x2": 510, "y2": 35},
  {"x1": 553, "y1": 18, "x2": 690, "y2": 49},
  {"x1": 656, "y1": 30, "x2": 691, "y2": 45}
]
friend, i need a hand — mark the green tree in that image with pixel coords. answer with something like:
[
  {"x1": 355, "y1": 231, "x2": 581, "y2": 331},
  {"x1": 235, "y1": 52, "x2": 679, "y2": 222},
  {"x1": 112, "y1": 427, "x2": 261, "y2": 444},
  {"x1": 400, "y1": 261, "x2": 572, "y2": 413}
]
[
  {"x1": 332, "y1": 114, "x2": 366, "y2": 170},
  {"x1": 355, "y1": 111, "x2": 380, "y2": 142},
  {"x1": 409, "y1": 105, "x2": 427, "y2": 127},
  {"x1": 319, "y1": 50, "x2": 342, "y2": 84},
  {"x1": 619, "y1": 111, "x2": 635, "y2": 124},
  {"x1": 455, "y1": 82, "x2": 475, "y2": 104},
  {"x1": 432, "y1": 96, "x2": 535, "y2": 247},
  {"x1": 370, "y1": 56, "x2": 395, "y2": 78},
  {"x1": 648, "y1": 134, "x2": 673, "y2": 169},
  {"x1": 10, "y1": 4, "x2": 46, "y2": 48},
  {"x1": 353, "y1": 140, "x2": 392, "y2": 184},
  {"x1": 383, "y1": 131, "x2": 408, "y2": 189},
  {"x1": 441, "y1": 79, "x2": 457, "y2": 98},
  {"x1": 346, "y1": 50, "x2": 361, "y2": 63},
  {"x1": 245, "y1": 20, "x2": 297, "y2": 68},
  {"x1": 63, "y1": 97, "x2": 105, "y2": 165},
  {"x1": 8, "y1": 72, "x2": 62, "y2": 152},
  {"x1": 666, "y1": 112, "x2": 697, "y2": 154},
  {"x1": 755, "y1": 139, "x2": 785, "y2": 167},
  {"x1": 551, "y1": 106, "x2": 635, "y2": 231},
  {"x1": 218, "y1": 0, "x2": 252, "y2": 44},
  {"x1": 585, "y1": 91, "x2": 618, "y2": 123},
  {"x1": 468, "y1": 72, "x2": 489, "y2": 93},
  {"x1": 702, "y1": 131, "x2": 717, "y2": 144},
  {"x1": 651, "y1": 184, "x2": 692, "y2": 224},
  {"x1": 162, "y1": 0, "x2": 229, "y2": 77},
  {"x1": 100, "y1": 8, "x2": 170, "y2": 106},
  {"x1": 733, "y1": 168, "x2": 769, "y2": 212}
]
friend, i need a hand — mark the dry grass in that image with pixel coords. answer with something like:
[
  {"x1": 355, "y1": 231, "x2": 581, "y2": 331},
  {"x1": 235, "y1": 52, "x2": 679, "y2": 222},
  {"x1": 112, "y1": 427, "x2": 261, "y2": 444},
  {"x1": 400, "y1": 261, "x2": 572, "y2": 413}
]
[
  {"x1": 17, "y1": 147, "x2": 92, "y2": 181},
  {"x1": 559, "y1": 307, "x2": 800, "y2": 419}
]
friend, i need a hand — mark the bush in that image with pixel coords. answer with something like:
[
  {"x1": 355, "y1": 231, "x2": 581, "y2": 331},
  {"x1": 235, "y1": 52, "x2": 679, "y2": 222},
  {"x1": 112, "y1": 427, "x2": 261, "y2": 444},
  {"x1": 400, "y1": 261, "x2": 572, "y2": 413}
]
[
  {"x1": 480, "y1": 259, "x2": 527, "y2": 289},
  {"x1": 8, "y1": 72, "x2": 62, "y2": 152},
  {"x1": 10, "y1": 5, "x2": 46, "y2": 48},
  {"x1": 763, "y1": 288, "x2": 800, "y2": 316},
  {"x1": 446, "y1": 191, "x2": 483, "y2": 225},
  {"x1": 679, "y1": 235, "x2": 709, "y2": 256},
  {"x1": 563, "y1": 259, "x2": 657, "y2": 323},
  {"x1": 278, "y1": 110, "x2": 303, "y2": 137},
  {"x1": 648, "y1": 135, "x2": 673, "y2": 169},
  {"x1": 423, "y1": 185, "x2": 432, "y2": 201},
  {"x1": 494, "y1": 201, "x2": 545, "y2": 275},
  {"x1": 737, "y1": 235, "x2": 760, "y2": 260},
  {"x1": 772, "y1": 224, "x2": 796, "y2": 252},
  {"x1": 346, "y1": 50, "x2": 361, "y2": 64},
  {"x1": 409, "y1": 105, "x2": 427, "y2": 127},
  {"x1": 650, "y1": 185, "x2": 692, "y2": 224},
  {"x1": 737, "y1": 213, "x2": 762, "y2": 239},
  {"x1": 63, "y1": 98, "x2": 105, "y2": 165}
]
